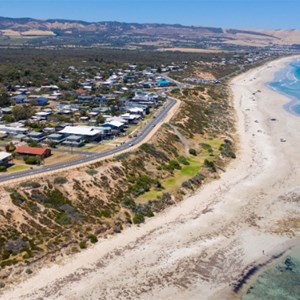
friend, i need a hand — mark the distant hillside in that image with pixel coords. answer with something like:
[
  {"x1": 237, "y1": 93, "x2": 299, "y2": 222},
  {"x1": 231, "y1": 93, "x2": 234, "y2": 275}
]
[{"x1": 0, "y1": 16, "x2": 299, "y2": 50}]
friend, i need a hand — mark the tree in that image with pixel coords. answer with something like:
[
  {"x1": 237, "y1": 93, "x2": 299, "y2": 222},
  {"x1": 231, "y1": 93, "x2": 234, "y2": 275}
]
[
  {"x1": 24, "y1": 156, "x2": 41, "y2": 165},
  {"x1": 5, "y1": 143, "x2": 16, "y2": 153},
  {"x1": 0, "y1": 92, "x2": 11, "y2": 107},
  {"x1": 27, "y1": 139, "x2": 39, "y2": 147},
  {"x1": 96, "y1": 114, "x2": 105, "y2": 124},
  {"x1": 2, "y1": 115, "x2": 15, "y2": 123},
  {"x1": 12, "y1": 106, "x2": 33, "y2": 121},
  {"x1": 189, "y1": 148, "x2": 197, "y2": 156}
]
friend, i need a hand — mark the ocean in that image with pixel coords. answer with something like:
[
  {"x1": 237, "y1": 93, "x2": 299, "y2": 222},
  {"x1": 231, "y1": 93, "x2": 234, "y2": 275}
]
[
  {"x1": 268, "y1": 58, "x2": 300, "y2": 116},
  {"x1": 241, "y1": 247, "x2": 300, "y2": 300}
]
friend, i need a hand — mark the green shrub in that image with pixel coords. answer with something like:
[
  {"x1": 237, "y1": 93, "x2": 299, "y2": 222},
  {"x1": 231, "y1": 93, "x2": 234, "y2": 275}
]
[
  {"x1": 54, "y1": 176, "x2": 68, "y2": 185},
  {"x1": 24, "y1": 156, "x2": 41, "y2": 165},
  {"x1": 20, "y1": 181, "x2": 41, "y2": 188},
  {"x1": 146, "y1": 210, "x2": 154, "y2": 218},
  {"x1": 121, "y1": 195, "x2": 136, "y2": 208},
  {"x1": 0, "y1": 165, "x2": 7, "y2": 172},
  {"x1": 101, "y1": 209, "x2": 111, "y2": 218},
  {"x1": 203, "y1": 159, "x2": 216, "y2": 172},
  {"x1": 27, "y1": 139, "x2": 40, "y2": 147},
  {"x1": 169, "y1": 160, "x2": 181, "y2": 170},
  {"x1": 79, "y1": 241, "x2": 86, "y2": 249},
  {"x1": 189, "y1": 148, "x2": 197, "y2": 156},
  {"x1": 55, "y1": 211, "x2": 72, "y2": 225},
  {"x1": 89, "y1": 234, "x2": 98, "y2": 244},
  {"x1": 177, "y1": 156, "x2": 190, "y2": 165},
  {"x1": 200, "y1": 143, "x2": 213, "y2": 153},
  {"x1": 133, "y1": 213, "x2": 145, "y2": 224},
  {"x1": 219, "y1": 141, "x2": 236, "y2": 158},
  {"x1": 86, "y1": 169, "x2": 98, "y2": 176},
  {"x1": 162, "y1": 160, "x2": 181, "y2": 171},
  {"x1": 5, "y1": 143, "x2": 15, "y2": 152}
]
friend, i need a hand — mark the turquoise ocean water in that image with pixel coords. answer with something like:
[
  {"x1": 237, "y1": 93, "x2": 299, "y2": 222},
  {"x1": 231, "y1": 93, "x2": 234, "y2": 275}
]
[
  {"x1": 241, "y1": 247, "x2": 300, "y2": 300},
  {"x1": 268, "y1": 58, "x2": 300, "y2": 116},
  {"x1": 241, "y1": 59, "x2": 300, "y2": 299}
]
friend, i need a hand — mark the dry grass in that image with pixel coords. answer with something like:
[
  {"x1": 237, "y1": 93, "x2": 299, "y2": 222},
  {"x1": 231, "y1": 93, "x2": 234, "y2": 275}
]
[{"x1": 44, "y1": 152, "x2": 83, "y2": 165}]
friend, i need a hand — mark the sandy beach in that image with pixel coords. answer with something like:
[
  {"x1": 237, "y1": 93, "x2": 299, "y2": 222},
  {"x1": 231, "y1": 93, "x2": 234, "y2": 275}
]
[{"x1": 2, "y1": 56, "x2": 300, "y2": 300}]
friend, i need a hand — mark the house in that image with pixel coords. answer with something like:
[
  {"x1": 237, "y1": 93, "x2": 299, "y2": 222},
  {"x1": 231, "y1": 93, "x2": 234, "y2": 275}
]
[
  {"x1": 0, "y1": 125, "x2": 28, "y2": 135},
  {"x1": 35, "y1": 111, "x2": 52, "y2": 120},
  {"x1": 105, "y1": 116, "x2": 128, "y2": 125},
  {"x1": 88, "y1": 111, "x2": 99, "y2": 118},
  {"x1": 128, "y1": 107, "x2": 145, "y2": 115},
  {"x1": 0, "y1": 152, "x2": 12, "y2": 165},
  {"x1": 12, "y1": 95, "x2": 28, "y2": 104},
  {"x1": 77, "y1": 96, "x2": 94, "y2": 103},
  {"x1": 157, "y1": 79, "x2": 171, "y2": 87},
  {"x1": 59, "y1": 125, "x2": 107, "y2": 141},
  {"x1": 41, "y1": 85, "x2": 59, "y2": 90},
  {"x1": 15, "y1": 146, "x2": 51, "y2": 158},
  {"x1": 46, "y1": 133, "x2": 65, "y2": 145},
  {"x1": 1, "y1": 107, "x2": 12, "y2": 114},
  {"x1": 43, "y1": 127, "x2": 56, "y2": 133},
  {"x1": 26, "y1": 132, "x2": 45, "y2": 142},
  {"x1": 102, "y1": 120, "x2": 125, "y2": 132},
  {"x1": 62, "y1": 135, "x2": 85, "y2": 147},
  {"x1": 35, "y1": 97, "x2": 49, "y2": 106},
  {"x1": 13, "y1": 133, "x2": 27, "y2": 141},
  {"x1": 120, "y1": 113, "x2": 140, "y2": 124},
  {"x1": 79, "y1": 116, "x2": 89, "y2": 122}
]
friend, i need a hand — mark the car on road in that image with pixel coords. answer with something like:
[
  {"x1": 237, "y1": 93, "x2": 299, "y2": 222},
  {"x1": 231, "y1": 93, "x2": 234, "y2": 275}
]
[
  {"x1": 128, "y1": 143, "x2": 133, "y2": 146},
  {"x1": 280, "y1": 138, "x2": 286, "y2": 142}
]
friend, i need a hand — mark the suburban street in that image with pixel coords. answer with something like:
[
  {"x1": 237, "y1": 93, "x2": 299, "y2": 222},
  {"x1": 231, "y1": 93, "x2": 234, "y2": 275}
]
[{"x1": 0, "y1": 98, "x2": 177, "y2": 184}]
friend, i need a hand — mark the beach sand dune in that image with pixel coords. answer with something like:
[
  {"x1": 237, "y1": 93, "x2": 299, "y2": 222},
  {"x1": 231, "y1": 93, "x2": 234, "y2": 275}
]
[{"x1": 2, "y1": 56, "x2": 300, "y2": 300}]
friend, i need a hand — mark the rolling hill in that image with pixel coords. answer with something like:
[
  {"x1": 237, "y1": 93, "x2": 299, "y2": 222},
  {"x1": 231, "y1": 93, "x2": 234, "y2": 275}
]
[{"x1": 0, "y1": 16, "x2": 299, "y2": 50}]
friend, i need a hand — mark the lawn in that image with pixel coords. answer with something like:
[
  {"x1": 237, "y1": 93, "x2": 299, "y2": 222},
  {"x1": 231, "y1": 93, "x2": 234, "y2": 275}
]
[{"x1": 7, "y1": 165, "x2": 30, "y2": 173}]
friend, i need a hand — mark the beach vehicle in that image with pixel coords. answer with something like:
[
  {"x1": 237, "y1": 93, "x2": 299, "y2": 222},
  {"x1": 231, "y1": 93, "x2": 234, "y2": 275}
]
[{"x1": 280, "y1": 138, "x2": 286, "y2": 142}]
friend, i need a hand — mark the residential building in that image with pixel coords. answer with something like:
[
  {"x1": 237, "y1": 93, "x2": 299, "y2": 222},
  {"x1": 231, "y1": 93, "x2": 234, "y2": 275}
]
[
  {"x1": 15, "y1": 146, "x2": 51, "y2": 158},
  {"x1": 59, "y1": 125, "x2": 109, "y2": 141},
  {"x1": 26, "y1": 132, "x2": 45, "y2": 142},
  {"x1": 46, "y1": 133, "x2": 65, "y2": 145},
  {"x1": 0, "y1": 152, "x2": 12, "y2": 165},
  {"x1": 62, "y1": 135, "x2": 85, "y2": 147}
]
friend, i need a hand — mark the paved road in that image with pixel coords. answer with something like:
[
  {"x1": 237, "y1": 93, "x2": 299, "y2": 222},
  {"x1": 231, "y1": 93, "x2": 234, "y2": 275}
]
[
  {"x1": 51, "y1": 148, "x2": 94, "y2": 156},
  {"x1": 0, "y1": 99, "x2": 177, "y2": 183}
]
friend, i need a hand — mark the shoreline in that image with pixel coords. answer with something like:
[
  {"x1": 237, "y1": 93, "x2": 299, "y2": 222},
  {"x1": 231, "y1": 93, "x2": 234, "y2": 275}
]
[
  {"x1": 234, "y1": 239, "x2": 300, "y2": 299},
  {"x1": 1, "y1": 55, "x2": 300, "y2": 299}
]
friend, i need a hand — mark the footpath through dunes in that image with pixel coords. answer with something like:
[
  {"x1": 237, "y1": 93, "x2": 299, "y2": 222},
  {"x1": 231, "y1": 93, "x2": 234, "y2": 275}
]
[{"x1": 2, "y1": 56, "x2": 300, "y2": 300}]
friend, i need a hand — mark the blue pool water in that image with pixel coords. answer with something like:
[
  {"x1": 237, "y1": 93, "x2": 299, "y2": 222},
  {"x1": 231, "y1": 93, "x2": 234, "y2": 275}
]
[
  {"x1": 241, "y1": 247, "x2": 300, "y2": 300},
  {"x1": 268, "y1": 58, "x2": 300, "y2": 116}
]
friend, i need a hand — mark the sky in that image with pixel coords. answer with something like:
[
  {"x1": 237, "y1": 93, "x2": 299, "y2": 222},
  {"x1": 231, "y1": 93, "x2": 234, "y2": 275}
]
[{"x1": 0, "y1": 0, "x2": 299, "y2": 29}]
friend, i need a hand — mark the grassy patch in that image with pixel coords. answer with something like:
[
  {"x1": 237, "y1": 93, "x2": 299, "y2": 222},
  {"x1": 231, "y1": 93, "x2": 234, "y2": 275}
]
[
  {"x1": 180, "y1": 163, "x2": 201, "y2": 176},
  {"x1": 7, "y1": 165, "x2": 30, "y2": 173},
  {"x1": 138, "y1": 138, "x2": 223, "y2": 203}
]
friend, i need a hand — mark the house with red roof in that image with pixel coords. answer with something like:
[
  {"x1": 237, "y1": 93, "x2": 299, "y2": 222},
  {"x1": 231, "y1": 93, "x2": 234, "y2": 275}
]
[{"x1": 15, "y1": 146, "x2": 51, "y2": 158}]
